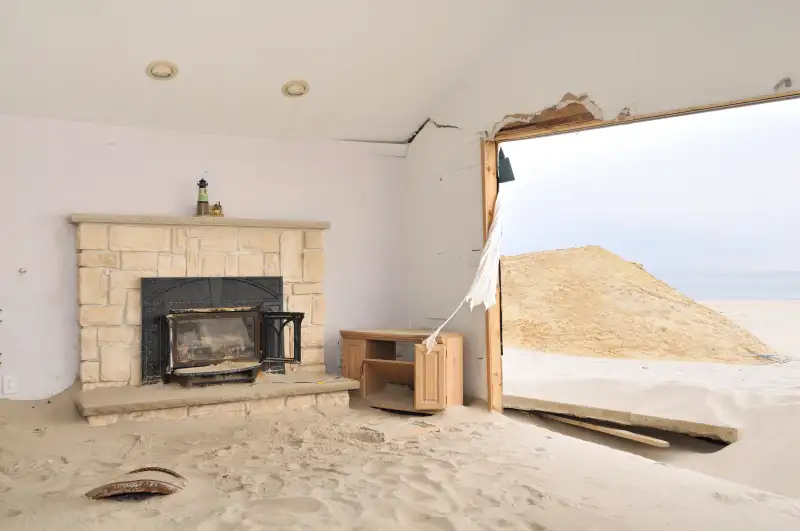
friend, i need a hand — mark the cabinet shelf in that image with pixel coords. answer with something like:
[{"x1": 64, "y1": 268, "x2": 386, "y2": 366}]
[{"x1": 363, "y1": 359, "x2": 413, "y2": 366}]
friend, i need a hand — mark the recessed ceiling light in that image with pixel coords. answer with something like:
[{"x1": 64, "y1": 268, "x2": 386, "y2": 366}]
[
  {"x1": 281, "y1": 80, "x2": 309, "y2": 97},
  {"x1": 146, "y1": 61, "x2": 178, "y2": 80}
]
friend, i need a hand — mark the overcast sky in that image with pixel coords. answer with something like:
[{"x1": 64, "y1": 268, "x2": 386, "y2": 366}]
[{"x1": 500, "y1": 97, "x2": 800, "y2": 273}]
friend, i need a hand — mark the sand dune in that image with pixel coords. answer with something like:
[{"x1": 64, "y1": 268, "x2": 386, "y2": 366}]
[{"x1": 500, "y1": 246, "x2": 771, "y2": 363}]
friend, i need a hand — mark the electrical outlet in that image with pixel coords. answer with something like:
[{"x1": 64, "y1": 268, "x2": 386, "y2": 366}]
[{"x1": 3, "y1": 375, "x2": 17, "y2": 394}]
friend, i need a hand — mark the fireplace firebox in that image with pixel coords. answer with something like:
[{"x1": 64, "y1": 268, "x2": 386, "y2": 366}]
[
  {"x1": 167, "y1": 308, "x2": 260, "y2": 370},
  {"x1": 141, "y1": 277, "x2": 304, "y2": 386}
]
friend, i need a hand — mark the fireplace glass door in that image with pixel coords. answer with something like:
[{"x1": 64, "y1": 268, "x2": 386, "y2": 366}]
[{"x1": 167, "y1": 310, "x2": 261, "y2": 370}]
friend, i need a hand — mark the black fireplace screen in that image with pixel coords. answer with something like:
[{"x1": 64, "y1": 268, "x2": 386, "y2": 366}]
[{"x1": 141, "y1": 277, "x2": 302, "y2": 385}]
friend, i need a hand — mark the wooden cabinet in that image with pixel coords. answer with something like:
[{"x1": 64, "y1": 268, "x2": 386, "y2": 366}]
[
  {"x1": 339, "y1": 329, "x2": 463, "y2": 413},
  {"x1": 340, "y1": 338, "x2": 366, "y2": 382}
]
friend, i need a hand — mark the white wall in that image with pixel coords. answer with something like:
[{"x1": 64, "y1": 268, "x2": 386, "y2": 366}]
[
  {"x1": 405, "y1": 0, "x2": 800, "y2": 400},
  {"x1": 0, "y1": 114, "x2": 408, "y2": 399},
  {"x1": 404, "y1": 125, "x2": 488, "y2": 399}
]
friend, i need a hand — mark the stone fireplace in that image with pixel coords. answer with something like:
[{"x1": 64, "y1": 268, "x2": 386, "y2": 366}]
[{"x1": 69, "y1": 214, "x2": 328, "y2": 391}]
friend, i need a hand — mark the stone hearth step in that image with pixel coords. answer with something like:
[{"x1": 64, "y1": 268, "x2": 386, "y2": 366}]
[{"x1": 76, "y1": 371, "x2": 359, "y2": 426}]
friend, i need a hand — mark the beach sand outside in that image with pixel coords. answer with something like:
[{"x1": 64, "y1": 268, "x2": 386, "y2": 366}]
[{"x1": 503, "y1": 300, "x2": 800, "y2": 498}]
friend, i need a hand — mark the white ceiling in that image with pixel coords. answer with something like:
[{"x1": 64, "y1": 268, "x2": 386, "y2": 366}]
[{"x1": 0, "y1": 0, "x2": 533, "y2": 141}]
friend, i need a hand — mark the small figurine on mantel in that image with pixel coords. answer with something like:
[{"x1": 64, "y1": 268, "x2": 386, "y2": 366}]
[
  {"x1": 210, "y1": 202, "x2": 224, "y2": 217},
  {"x1": 196, "y1": 174, "x2": 210, "y2": 216}
]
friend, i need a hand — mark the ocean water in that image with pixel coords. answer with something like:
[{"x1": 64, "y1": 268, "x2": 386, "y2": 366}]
[{"x1": 649, "y1": 270, "x2": 800, "y2": 301}]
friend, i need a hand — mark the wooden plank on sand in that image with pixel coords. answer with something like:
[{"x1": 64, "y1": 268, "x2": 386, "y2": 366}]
[
  {"x1": 540, "y1": 413, "x2": 671, "y2": 448},
  {"x1": 504, "y1": 395, "x2": 738, "y2": 443}
]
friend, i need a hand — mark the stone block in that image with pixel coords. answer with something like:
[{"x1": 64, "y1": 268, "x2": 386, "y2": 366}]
[
  {"x1": 245, "y1": 397, "x2": 286, "y2": 416},
  {"x1": 286, "y1": 362, "x2": 326, "y2": 373},
  {"x1": 312, "y1": 295, "x2": 325, "y2": 325},
  {"x1": 172, "y1": 228, "x2": 187, "y2": 254},
  {"x1": 77, "y1": 224, "x2": 108, "y2": 250},
  {"x1": 186, "y1": 227, "x2": 238, "y2": 252},
  {"x1": 125, "y1": 290, "x2": 141, "y2": 325},
  {"x1": 225, "y1": 254, "x2": 239, "y2": 276},
  {"x1": 108, "y1": 288, "x2": 127, "y2": 306},
  {"x1": 88, "y1": 414, "x2": 119, "y2": 427},
  {"x1": 100, "y1": 344, "x2": 131, "y2": 381},
  {"x1": 109, "y1": 226, "x2": 171, "y2": 252},
  {"x1": 238, "y1": 254, "x2": 264, "y2": 276},
  {"x1": 303, "y1": 249, "x2": 325, "y2": 282},
  {"x1": 264, "y1": 254, "x2": 280, "y2": 276},
  {"x1": 316, "y1": 391, "x2": 350, "y2": 408},
  {"x1": 121, "y1": 252, "x2": 159, "y2": 271},
  {"x1": 78, "y1": 267, "x2": 108, "y2": 305},
  {"x1": 158, "y1": 254, "x2": 187, "y2": 277},
  {"x1": 288, "y1": 294, "x2": 313, "y2": 316},
  {"x1": 129, "y1": 353, "x2": 142, "y2": 386},
  {"x1": 82, "y1": 381, "x2": 127, "y2": 391},
  {"x1": 239, "y1": 228, "x2": 280, "y2": 252},
  {"x1": 301, "y1": 326, "x2": 324, "y2": 347},
  {"x1": 186, "y1": 238, "x2": 200, "y2": 276},
  {"x1": 293, "y1": 283, "x2": 323, "y2": 295},
  {"x1": 286, "y1": 394, "x2": 317, "y2": 410},
  {"x1": 79, "y1": 251, "x2": 120, "y2": 268},
  {"x1": 110, "y1": 270, "x2": 147, "y2": 291},
  {"x1": 283, "y1": 323, "x2": 296, "y2": 359},
  {"x1": 301, "y1": 347, "x2": 325, "y2": 365},
  {"x1": 124, "y1": 407, "x2": 187, "y2": 422},
  {"x1": 200, "y1": 253, "x2": 227, "y2": 276},
  {"x1": 80, "y1": 306, "x2": 124, "y2": 326},
  {"x1": 188, "y1": 402, "x2": 246, "y2": 418},
  {"x1": 304, "y1": 230, "x2": 324, "y2": 249},
  {"x1": 131, "y1": 326, "x2": 141, "y2": 351},
  {"x1": 98, "y1": 326, "x2": 135, "y2": 344},
  {"x1": 80, "y1": 361, "x2": 100, "y2": 383},
  {"x1": 280, "y1": 231, "x2": 303, "y2": 282},
  {"x1": 80, "y1": 327, "x2": 98, "y2": 361}
]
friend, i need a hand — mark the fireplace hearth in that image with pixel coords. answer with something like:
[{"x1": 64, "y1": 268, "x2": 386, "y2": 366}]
[{"x1": 142, "y1": 277, "x2": 303, "y2": 386}]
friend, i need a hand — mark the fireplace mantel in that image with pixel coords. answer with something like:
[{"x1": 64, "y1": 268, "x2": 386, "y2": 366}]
[{"x1": 68, "y1": 213, "x2": 330, "y2": 230}]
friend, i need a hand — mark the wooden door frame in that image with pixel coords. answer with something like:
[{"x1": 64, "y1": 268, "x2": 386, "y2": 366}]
[{"x1": 481, "y1": 89, "x2": 800, "y2": 412}]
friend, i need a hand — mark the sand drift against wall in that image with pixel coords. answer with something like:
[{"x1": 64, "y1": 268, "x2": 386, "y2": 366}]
[{"x1": 500, "y1": 246, "x2": 771, "y2": 363}]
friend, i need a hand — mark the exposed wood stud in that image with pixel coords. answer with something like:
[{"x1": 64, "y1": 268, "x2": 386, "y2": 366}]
[{"x1": 481, "y1": 139, "x2": 502, "y2": 413}]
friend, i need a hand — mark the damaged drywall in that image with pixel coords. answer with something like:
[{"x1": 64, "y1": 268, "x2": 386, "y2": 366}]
[
  {"x1": 774, "y1": 77, "x2": 793, "y2": 92},
  {"x1": 406, "y1": 92, "x2": 605, "y2": 145},
  {"x1": 405, "y1": 117, "x2": 460, "y2": 144},
  {"x1": 487, "y1": 92, "x2": 604, "y2": 139}
]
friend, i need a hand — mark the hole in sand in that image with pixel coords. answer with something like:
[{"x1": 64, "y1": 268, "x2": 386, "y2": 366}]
[
  {"x1": 510, "y1": 410, "x2": 729, "y2": 458},
  {"x1": 100, "y1": 492, "x2": 167, "y2": 502}
]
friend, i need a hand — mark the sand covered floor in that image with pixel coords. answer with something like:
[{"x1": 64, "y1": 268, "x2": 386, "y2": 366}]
[
  {"x1": 2, "y1": 392, "x2": 800, "y2": 531},
  {"x1": 503, "y1": 301, "x2": 800, "y2": 498}
]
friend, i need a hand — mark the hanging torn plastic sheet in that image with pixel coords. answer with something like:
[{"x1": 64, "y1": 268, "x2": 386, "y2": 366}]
[{"x1": 423, "y1": 175, "x2": 515, "y2": 352}]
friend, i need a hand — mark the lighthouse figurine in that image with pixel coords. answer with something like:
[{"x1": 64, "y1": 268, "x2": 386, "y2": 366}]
[{"x1": 196, "y1": 175, "x2": 210, "y2": 216}]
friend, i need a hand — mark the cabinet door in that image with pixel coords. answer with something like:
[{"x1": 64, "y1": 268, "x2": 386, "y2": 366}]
[
  {"x1": 341, "y1": 338, "x2": 366, "y2": 382},
  {"x1": 414, "y1": 344, "x2": 446, "y2": 410}
]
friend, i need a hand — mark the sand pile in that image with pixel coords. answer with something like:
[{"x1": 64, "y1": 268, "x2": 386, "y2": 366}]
[{"x1": 500, "y1": 245, "x2": 771, "y2": 363}]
